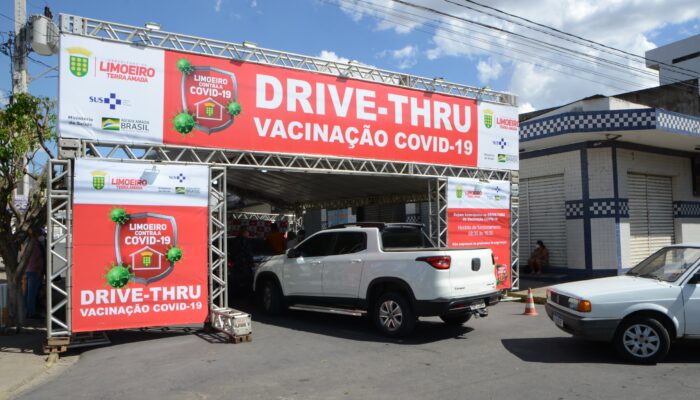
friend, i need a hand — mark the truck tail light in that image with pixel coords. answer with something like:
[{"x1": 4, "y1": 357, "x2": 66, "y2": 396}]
[{"x1": 416, "y1": 256, "x2": 451, "y2": 270}]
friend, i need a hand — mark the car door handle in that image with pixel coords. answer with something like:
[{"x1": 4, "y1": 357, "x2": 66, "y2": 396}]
[{"x1": 351, "y1": 259, "x2": 363, "y2": 264}]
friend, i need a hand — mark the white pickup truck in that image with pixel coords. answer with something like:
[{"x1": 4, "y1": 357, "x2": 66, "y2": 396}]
[
  {"x1": 254, "y1": 223, "x2": 500, "y2": 337},
  {"x1": 546, "y1": 244, "x2": 700, "y2": 364}
]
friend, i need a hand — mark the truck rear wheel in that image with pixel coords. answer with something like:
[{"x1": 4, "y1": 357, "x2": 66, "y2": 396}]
[
  {"x1": 373, "y1": 292, "x2": 416, "y2": 337},
  {"x1": 440, "y1": 313, "x2": 472, "y2": 325}
]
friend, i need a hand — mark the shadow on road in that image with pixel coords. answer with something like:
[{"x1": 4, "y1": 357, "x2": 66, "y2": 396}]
[
  {"x1": 502, "y1": 337, "x2": 700, "y2": 364},
  {"x1": 230, "y1": 298, "x2": 475, "y2": 345}
]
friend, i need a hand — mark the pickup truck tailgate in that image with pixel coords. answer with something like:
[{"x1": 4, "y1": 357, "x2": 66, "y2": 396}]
[{"x1": 448, "y1": 249, "x2": 497, "y2": 297}]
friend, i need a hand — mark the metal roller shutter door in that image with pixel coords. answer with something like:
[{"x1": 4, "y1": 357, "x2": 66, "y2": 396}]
[
  {"x1": 628, "y1": 173, "x2": 674, "y2": 265},
  {"x1": 519, "y1": 175, "x2": 567, "y2": 268}
]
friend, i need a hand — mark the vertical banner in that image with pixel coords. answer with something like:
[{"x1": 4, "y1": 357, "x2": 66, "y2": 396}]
[
  {"x1": 72, "y1": 159, "x2": 209, "y2": 332},
  {"x1": 447, "y1": 177, "x2": 511, "y2": 290}
]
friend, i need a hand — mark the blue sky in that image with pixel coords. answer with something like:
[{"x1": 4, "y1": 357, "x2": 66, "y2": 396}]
[{"x1": 1, "y1": 0, "x2": 699, "y2": 110}]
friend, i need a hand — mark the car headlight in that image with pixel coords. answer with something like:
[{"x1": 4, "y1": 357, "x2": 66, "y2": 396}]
[{"x1": 568, "y1": 298, "x2": 591, "y2": 312}]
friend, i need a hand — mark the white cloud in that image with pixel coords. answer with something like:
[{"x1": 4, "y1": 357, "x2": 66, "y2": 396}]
[
  {"x1": 251, "y1": 0, "x2": 257, "y2": 7},
  {"x1": 382, "y1": 45, "x2": 419, "y2": 69},
  {"x1": 476, "y1": 58, "x2": 503, "y2": 83},
  {"x1": 518, "y1": 102, "x2": 536, "y2": 114},
  {"x1": 335, "y1": 0, "x2": 700, "y2": 109},
  {"x1": 214, "y1": 0, "x2": 222, "y2": 12},
  {"x1": 317, "y1": 50, "x2": 351, "y2": 64}
]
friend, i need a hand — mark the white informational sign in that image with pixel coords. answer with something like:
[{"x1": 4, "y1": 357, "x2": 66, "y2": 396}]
[
  {"x1": 447, "y1": 177, "x2": 511, "y2": 209},
  {"x1": 477, "y1": 103, "x2": 519, "y2": 171},
  {"x1": 59, "y1": 35, "x2": 165, "y2": 144},
  {"x1": 74, "y1": 159, "x2": 208, "y2": 206}
]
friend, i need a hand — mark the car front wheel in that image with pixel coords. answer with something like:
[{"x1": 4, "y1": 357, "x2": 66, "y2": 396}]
[
  {"x1": 373, "y1": 292, "x2": 416, "y2": 337},
  {"x1": 258, "y1": 279, "x2": 285, "y2": 315},
  {"x1": 614, "y1": 316, "x2": 670, "y2": 364}
]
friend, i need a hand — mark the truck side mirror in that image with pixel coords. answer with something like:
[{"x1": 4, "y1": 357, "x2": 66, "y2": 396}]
[{"x1": 287, "y1": 248, "x2": 300, "y2": 258}]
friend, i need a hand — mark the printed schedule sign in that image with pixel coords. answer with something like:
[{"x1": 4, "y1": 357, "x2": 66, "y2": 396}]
[
  {"x1": 71, "y1": 159, "x2": 209, "y2": 332},
  {"x1": 58, "y1": 34, "x2": 518, "y2": 171},
  {"x1": 447, "y1": 177, "x2": 512, "y2": 290}
]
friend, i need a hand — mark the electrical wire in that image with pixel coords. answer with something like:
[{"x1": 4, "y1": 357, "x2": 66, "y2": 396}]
[
  {"x1": 455, "y1": 0, "x2": 700, "y2": 78},
  {"x1": 333, "y1": 0, "x2": 651, "y2": 92}
]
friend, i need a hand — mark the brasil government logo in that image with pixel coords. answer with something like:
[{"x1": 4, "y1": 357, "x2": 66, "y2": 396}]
[
  {"x1": 483, "y1": 109, "x2": 494, "y2": 129},
  {"x1": 66, "y1": 47, "x2": 92, "y2": 77},
  {"x1": 101, "y1": 117, "x2": 120, "y2": 131},
  {"x1": 172, "y1": 58, "x2": 242, "y2": 136},
  {"x1": 91, "y1": 170, "x2": 107, "y2": 190}
]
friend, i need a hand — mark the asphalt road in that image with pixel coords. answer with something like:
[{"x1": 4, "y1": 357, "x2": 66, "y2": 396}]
[{"x1": 20, "y1": 302, "x2": 700, "y2": 400}]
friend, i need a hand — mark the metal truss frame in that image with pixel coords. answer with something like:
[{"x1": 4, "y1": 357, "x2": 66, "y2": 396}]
[
  {"x1": 46, "y1": 159, "x2": 72, "y2": 338},
  {"x1": 229, "y1": 212, "x2": 303, "y2": 233},
  {"x1": 209, "y1": 167, "x2": 228, "y2": 309},
  {"x1": 77, "y1": 140, "x2": 513, "y2": 181},
  {"x1": 58, "y1": 14, "x2": 516, "y2": 107}
]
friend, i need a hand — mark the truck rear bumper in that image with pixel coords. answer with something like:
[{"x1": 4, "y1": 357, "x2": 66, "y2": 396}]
[{"x1": 414, "y1": 292, "x2": 500, "y2": 317}]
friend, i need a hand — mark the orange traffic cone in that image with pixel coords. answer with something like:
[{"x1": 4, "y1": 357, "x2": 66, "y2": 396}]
[{"x1": 522, "y1": 288, "x2": 538, "y2": 316}]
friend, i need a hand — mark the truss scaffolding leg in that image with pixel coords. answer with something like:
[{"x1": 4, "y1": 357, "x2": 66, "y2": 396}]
[{"x1": 46, "y1": 160, "x2": 73, "y2": 344}]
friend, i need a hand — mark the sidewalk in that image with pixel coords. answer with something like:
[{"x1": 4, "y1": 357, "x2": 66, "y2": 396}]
[
  {"x1": 0, "y1": 326, "x2": 78, "y2": 400},
  {"x1": 505, "y1": 273, "x2": 576, "y2": 304},
  {"x1": 0, "y1": 268, "x2": 78, "y2": 399}
]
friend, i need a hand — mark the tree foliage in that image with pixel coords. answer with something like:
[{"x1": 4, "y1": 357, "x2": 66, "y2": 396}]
[{"x1": 0, "y1": 93, "x2": 55, "y2": 331}]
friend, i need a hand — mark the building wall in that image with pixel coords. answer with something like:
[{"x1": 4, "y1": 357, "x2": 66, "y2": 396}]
[
  {"x1": 522, "y1": 143, "x2": 700, "y2": 276},
  {"x1": 520, "y1": 150, "x2": 585, "y2": 270},
  {"x1": 616, "y1": 148, "x2": 700, "y2": 267}
]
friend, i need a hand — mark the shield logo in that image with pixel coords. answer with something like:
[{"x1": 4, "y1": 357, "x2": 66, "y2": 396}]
[
  {"x1": 483, "y1": 109, "x2": 493, "y2": 129},
  {"x1": 115, "y1": 212, "x2": 178, "y2": 285},
  {"x1": 91, "y1": 170, "x2": 107, "y2": 190},
  {"x1": 181, "y1": 66, "x2": 238, "y2": 134},
  {"x1": 66, "y1": 47, "x2": 92, "y2": 78}
]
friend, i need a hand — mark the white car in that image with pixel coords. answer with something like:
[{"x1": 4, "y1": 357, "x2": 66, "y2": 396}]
[
  {"x1": 254, "y1": 223, "x2": 500, "y2": 337},
  {"x1": 546, "y1": 244, "x2": 700, "y2": 363}
]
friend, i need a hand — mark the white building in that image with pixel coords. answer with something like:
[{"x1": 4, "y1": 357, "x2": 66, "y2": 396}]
[
  {"x1": 519, "y1": 81, "x2": 700, "y2": 277},
  {"x1": 646, "y1": 34, "x2": 700, "y2": 86}
]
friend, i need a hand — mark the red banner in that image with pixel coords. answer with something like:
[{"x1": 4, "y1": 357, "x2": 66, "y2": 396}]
[
  {"x1": 447, "y1": 178, "x2": 511, "y2": 290},
  {"x1": 162, "y1": 51, "x2": 479, "y2": 167},
  {"x1": 71, "y1": 160, "x2": 209, "y2": 332}
]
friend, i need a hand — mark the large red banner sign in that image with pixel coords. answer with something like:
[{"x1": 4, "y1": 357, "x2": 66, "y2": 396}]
[
  {"x1": 58, "y1": 35, "x2": 520, "y2": 170},
  {"x1": 163, "y1": 52, "x2": 478, "y2": 166},
  {"x1": 446, "y1": 178, "x2": 511, "y2": 290},
  {"x1": 71, "y1": 160, "x2": 209, "y2": 332}
]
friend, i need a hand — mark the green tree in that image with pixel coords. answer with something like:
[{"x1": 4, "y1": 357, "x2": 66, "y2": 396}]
[{"x1": 0, "y1": 93, "x2": 55, "y2": 332}]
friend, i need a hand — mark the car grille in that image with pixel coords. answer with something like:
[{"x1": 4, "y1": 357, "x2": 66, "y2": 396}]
[{"x1": 550, "y1": 291, "x2": 570, "y2": 309}]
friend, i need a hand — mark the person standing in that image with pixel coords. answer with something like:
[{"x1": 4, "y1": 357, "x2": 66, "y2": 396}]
[
  {"x1": 25, "y1": 236, "x2": 46, "y2": 319},
  {"x1": 266, "y1": 223, "x2": 286, "y2": 255}
]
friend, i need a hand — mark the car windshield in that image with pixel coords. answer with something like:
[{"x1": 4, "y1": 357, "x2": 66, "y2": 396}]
[{"x1": 626, "y1": 247, "x2": 700, "y2": 282}]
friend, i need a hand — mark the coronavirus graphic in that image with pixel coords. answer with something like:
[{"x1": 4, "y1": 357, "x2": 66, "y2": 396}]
[
  {"x1": 167, "y1": 246, "x2": 183, "y2": 263},
  {"x1": 227, "y1": 101, "x2": 242, "y2": 117},
  {"x1": 109, "y1": 207, "x2": 129, "y2": 224},
  {"x1": 177, "y1": 58, "x2": 194, "y2": 75},
  {"x1": 103, "y1": 262, "x2": 132, "y2": 289},
  {"x1": 172, "y1": 112, "x2": 196, "y2": 136}
]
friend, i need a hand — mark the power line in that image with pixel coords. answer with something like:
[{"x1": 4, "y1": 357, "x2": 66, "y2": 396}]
[
  {"x1": 453, "y1": 0, "x2": 700, "y2": 78},
  {"x1": 333, "y1": 0, "x2": 636, "y2": 92},
  {"x1": 336, "y1": 0, "x2": 654, "y2": 92}
]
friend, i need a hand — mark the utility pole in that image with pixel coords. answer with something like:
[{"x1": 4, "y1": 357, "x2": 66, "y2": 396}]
[{"x1": 12, "y1": 0, "x2": 28, "y2": 96}]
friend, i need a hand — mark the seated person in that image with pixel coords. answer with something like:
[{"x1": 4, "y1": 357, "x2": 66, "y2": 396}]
[{"x1": 527, "y1": 240, "x2": 549, "y2": 275}]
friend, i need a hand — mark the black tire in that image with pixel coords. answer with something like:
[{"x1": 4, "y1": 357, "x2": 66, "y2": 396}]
[
  {"x1": 614, "y1": 316, "x2": 670, "y2": 364},
  {"x1": 258, "y1": 279, "x2": 285, "y2": 315},
  {"x1": 372, "y1": 292, "x2": 416, "y2": 337},
  {"x1": 440, "y1": 313, "x2": 472, "y2": 325}
]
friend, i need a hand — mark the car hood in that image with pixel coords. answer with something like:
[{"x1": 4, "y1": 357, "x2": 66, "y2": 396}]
[{"x1": 550, "y1": 275, "x2": 674, "y2": 299}]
